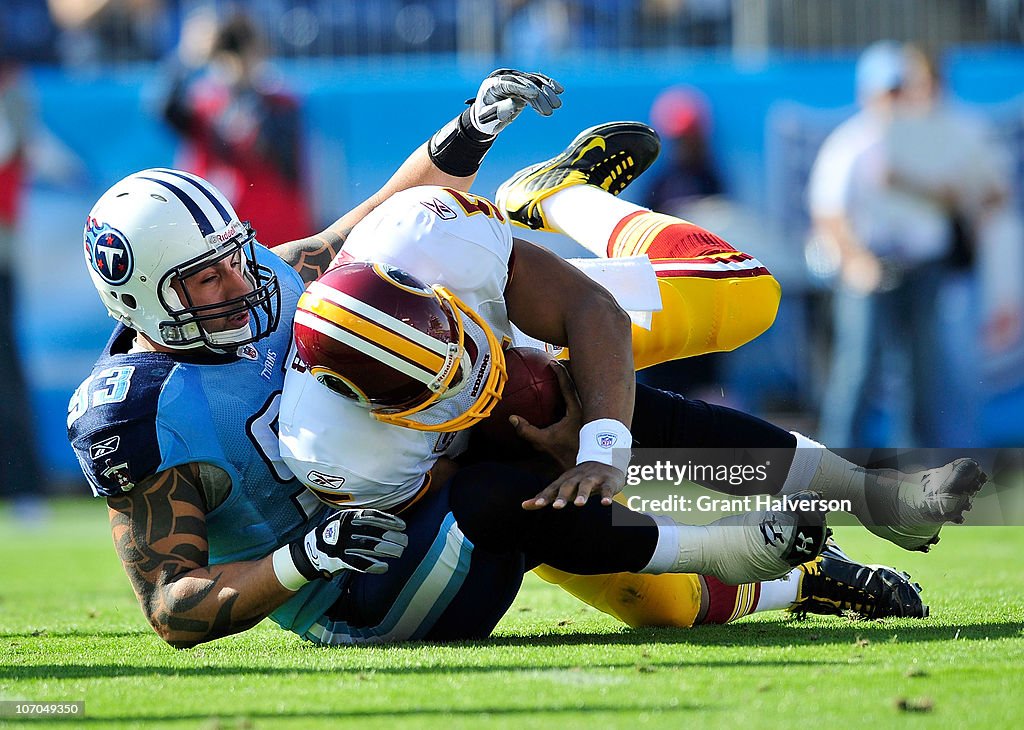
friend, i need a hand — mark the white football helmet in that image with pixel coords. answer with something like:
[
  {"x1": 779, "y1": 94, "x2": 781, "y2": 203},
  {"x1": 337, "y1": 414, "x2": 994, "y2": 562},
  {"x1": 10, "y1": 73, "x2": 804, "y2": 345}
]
[{"x1": 84, "y1": 168, "x2": 281, "y2": 351}]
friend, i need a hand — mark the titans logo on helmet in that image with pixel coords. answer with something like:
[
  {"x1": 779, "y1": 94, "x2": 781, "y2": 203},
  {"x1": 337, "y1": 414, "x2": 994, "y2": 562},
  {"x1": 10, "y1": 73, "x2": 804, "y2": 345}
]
[{"x1": 85, "y1": 219, "x2": 134, "y2": 286}]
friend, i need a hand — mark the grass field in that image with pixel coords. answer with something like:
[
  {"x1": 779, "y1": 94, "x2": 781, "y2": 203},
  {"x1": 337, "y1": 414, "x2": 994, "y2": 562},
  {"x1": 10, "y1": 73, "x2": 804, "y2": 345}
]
[{"x1": 1, "y1": 499, "x2": 1022, "y2": 729}]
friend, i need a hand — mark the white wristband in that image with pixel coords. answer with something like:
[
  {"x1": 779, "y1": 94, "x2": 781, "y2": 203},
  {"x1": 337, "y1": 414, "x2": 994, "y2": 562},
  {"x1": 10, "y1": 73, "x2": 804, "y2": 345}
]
[
  {"x1": 576, "y1": 419, "x2": 632, "y2": 474},
  {"x1": 272, "y1": 544, "x2": 311, "y2": 592}
]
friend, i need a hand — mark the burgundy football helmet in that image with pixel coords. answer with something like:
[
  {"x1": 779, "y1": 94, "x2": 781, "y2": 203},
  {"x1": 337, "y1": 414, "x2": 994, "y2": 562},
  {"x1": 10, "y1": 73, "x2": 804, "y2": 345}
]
[{"x1": 293, "y1": 261, "x2": 507, "y2": 432}]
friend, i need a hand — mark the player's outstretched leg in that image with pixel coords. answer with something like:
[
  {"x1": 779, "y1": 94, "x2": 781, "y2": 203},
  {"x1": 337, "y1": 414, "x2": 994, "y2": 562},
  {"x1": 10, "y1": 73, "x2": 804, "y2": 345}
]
[
  {"x1": 451, "y1": 462, "x2": 829, "y2": 586},
  {"x1": 784, "y1": 436, "x2": 987, "y2": 552},
  {"x1": 495, "y1": 121, "x2": 660, "y2": 233},
  {"x1": 495, "y1": 121, "x2": 780, "y2": 368},
  {"x1": 536, "y1": 536, "x2": 925, "y2": 627},
  {"x1": 650, "y1": 490, "x2": 830, "y2": 585}
]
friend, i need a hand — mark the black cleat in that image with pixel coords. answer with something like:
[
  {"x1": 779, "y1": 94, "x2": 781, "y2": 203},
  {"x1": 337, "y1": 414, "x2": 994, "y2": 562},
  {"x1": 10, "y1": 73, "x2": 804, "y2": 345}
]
[{"x1": 790, "y1": 541, "x2": 929, "y2": 619}]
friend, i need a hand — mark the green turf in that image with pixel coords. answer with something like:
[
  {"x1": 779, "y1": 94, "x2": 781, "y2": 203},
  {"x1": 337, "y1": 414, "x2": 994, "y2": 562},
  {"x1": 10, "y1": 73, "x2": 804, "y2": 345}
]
[{"x1": 1, "y1": 499, "x2": 1022, "y2": 729}]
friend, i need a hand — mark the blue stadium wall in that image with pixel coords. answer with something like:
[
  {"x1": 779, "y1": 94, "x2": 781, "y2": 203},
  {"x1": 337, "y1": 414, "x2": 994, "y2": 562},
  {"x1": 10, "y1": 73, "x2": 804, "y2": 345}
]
[{"x1": 22, "y1": 48, "x2": 1024, "y2": 484}]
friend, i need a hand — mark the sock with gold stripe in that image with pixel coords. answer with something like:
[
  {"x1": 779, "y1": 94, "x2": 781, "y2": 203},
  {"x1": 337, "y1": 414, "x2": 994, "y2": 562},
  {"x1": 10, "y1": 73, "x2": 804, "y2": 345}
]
[
  {"x1": 701, "y1": 576, "x2": 761, "y2": 624},
  {"x1": 699, "y1": 568, "x2": 800, "y2": 624},
  {"x1": 608, "y1": 210, "x2": 738, "y2": 259}
]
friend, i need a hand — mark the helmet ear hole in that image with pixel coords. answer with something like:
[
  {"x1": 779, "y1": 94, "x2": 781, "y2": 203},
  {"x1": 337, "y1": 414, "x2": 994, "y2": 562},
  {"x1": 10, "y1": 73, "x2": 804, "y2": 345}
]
[
  {"x1": 316, "y1": 372, "x2": 361, "y2": 401},
  {"x1": 121, "y1": 293, "x2": 137, "y2": 309}
]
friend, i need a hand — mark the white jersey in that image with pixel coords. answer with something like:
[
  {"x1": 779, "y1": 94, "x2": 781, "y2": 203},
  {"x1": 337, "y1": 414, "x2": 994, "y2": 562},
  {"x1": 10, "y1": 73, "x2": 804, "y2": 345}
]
[{"x1": 279, "y1": 186, "x2": 515, "y2": 511}]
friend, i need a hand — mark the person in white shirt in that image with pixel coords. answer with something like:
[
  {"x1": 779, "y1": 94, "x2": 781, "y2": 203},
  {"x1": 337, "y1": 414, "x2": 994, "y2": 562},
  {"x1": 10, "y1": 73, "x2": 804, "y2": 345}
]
[{"x1": 808, "y1": 42, "x2": 1005, "y2": 447}]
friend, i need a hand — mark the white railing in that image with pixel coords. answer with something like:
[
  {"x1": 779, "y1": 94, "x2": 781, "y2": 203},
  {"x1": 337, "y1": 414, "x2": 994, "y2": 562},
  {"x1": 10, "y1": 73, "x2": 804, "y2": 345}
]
[{"x1": 35, "y1": 0, "x2": 1023, "y2": 67}]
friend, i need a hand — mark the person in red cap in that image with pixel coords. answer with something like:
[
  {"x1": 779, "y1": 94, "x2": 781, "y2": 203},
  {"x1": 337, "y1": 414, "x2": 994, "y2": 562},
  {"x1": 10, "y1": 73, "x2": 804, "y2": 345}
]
[
  {"x1": 645, "y1": 86, "x2": 723, "y2": 215},
  {"x1": 640, "y1": 85, "x2": 727, "y2": 401}
]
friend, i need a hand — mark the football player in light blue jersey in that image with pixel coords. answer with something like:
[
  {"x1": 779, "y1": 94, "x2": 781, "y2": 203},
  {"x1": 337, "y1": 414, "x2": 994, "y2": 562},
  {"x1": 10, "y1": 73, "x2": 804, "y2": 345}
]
[{"x1": 68, "y1": 70, "x2": 565, "y2": 647}]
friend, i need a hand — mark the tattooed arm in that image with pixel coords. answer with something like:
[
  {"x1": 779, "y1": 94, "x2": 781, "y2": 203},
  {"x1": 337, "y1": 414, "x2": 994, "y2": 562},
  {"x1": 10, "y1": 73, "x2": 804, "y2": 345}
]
[
  {"x1": 275, "y1": 144, "x2": 477, "y2": 284},
  {"x1": 107, "y1": 463, "x2": 293, "y2": 649}
]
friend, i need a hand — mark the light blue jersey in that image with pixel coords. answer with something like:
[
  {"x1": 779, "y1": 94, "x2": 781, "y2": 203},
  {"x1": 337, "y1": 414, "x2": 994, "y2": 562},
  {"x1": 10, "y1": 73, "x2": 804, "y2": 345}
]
[{"x1": 68, "y1": 246, "x2": 341, "y2": 637}]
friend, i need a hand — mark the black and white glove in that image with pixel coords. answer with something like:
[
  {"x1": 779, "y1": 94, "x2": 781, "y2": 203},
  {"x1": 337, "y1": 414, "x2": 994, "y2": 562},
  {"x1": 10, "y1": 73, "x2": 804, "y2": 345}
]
[
  {"x1": 468, "y1": 69, "x2": 564, "y2": 137},
  {"x1": 272, "y1": 509, "x2": 408, "y2": 590},
  {"x1": 429, "y1": 68, "x2": 564, "y2": 177}
]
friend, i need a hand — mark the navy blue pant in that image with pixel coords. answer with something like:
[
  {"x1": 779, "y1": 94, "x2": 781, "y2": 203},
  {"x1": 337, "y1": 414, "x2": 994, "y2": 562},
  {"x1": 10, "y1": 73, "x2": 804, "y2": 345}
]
[
  {"x1": 321, "y1": 460, "x2": 658, "y2": 643},
  {"x1": 315, "y1": 385, "x2": 799, "y2": 643},
  {"x1": 320, "y1": 477, "x2": 525, "y2": 643}
]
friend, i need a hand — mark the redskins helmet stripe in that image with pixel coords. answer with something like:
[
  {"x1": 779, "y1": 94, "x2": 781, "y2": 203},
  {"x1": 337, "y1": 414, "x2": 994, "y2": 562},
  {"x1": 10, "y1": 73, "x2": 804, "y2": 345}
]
[
  {"x1": 306, "y1": 280, "x2": 452, "y2": 358},
  {"x1": 302, "y1": 297, "x2": 448, "y2": 374},
  {"x1": 295, "y1": 309, "x2": 444, "y2": 388},
  {"x1": 374, "y1": 287, "x2": 509, "y2": 432},
  {"x1": 294, "y1": 261, "x2": 508, "y2": 432}
]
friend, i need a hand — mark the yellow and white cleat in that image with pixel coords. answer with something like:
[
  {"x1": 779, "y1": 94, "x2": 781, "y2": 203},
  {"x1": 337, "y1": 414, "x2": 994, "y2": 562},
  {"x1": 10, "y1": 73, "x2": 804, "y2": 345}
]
[{"x1": 495, "y1": 121, "x2": 661, "y2": 232}]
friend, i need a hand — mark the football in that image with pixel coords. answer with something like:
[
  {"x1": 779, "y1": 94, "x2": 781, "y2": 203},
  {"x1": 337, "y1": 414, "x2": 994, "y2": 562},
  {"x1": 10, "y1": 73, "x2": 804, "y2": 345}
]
[{"x1": 473, "y1": 346, "x2": 566, "y2": 455}]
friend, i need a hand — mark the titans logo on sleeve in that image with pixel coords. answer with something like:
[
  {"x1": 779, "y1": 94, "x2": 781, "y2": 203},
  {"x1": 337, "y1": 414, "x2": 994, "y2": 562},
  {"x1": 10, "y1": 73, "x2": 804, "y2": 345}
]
[{"x1": 85, "y1": 218, "x2": 134, "y2": 286}]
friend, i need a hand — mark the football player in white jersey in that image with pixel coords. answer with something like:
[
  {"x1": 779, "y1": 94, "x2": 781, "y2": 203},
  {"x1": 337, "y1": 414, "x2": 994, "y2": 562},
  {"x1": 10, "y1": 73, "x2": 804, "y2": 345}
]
[{"x1": 281, "y1": 123, "x2": 983, "y2": 631}]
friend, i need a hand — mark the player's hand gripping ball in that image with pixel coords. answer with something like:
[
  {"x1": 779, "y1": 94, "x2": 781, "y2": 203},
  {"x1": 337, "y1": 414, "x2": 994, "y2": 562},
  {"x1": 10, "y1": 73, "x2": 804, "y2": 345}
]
[{"x1": 474, "y1": 347, "x2": 565, "y2": 456}]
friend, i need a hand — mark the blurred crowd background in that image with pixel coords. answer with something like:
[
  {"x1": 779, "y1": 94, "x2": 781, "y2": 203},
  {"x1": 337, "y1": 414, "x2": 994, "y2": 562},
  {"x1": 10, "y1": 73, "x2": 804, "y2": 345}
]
[{"x1": 2, "y1": 0, "x2": 1024, "y2": 498}]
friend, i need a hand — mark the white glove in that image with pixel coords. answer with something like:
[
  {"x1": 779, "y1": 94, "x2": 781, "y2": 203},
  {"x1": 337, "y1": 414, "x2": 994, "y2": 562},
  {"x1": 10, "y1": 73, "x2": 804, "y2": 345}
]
[
  {"x1": 274, "y1": 509, "x2": 408, "y2": 590},
  {"x1": 468, "y1": 69, "x2": 564, "y2": 137}
]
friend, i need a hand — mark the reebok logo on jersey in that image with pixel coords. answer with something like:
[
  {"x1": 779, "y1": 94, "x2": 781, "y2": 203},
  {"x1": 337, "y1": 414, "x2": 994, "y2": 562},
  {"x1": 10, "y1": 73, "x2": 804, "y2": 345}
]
[
  {"x1": 421, "y1": 198, "x2": 458, "y2": 220},
  {"x1": 90, "y1": 435, "x2": 121, "y2": 460},
  {"x1": 307, "y1": 471, "x2": 347, "y2": 491}
]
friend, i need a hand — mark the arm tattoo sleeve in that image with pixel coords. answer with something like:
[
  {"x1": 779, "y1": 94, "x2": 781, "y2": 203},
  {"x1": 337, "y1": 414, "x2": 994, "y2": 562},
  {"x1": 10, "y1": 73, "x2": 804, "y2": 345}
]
[
  {"x1": 107, "y1": 466, "x2": 261, "y2": 648},
  {"x1": 274, "y1": 228, "x2": 351, "y2": 284}
]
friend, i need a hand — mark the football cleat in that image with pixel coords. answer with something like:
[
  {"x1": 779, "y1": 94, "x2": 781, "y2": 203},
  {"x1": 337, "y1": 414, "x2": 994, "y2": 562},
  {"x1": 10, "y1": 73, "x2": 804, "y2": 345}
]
[
  {"x1": 863, "y1": 458, "x2": 987, "y2": 552},
  {"x1": 789, "y1": 541, "x2": 928, "y2": 619},
  {"x1": 495, "y1": 121, "x2": 661, "y2": 232},
  {"x1": 697, "y1": 490, "x2": 830, "y2": 585}
]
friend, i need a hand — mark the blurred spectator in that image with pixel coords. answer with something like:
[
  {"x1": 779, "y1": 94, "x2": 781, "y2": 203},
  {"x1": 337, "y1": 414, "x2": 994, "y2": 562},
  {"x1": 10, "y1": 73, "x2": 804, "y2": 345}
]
[
  {"x1": 890, "y1": 45, "x2": 1011, "y2": 445},
  {"x1": 808, "y1": 42, "x2": 1006, "y2": 448},
  {"x1": 646, "y1": 86, "x2": 722, "y2": 211},
  {"x1": 1, "y1": 1, "x2": 59, "y2": 64},
  {"x1": 48, "y1": 0, "x2": 176, "y2": 66},
  {"x1": 637, "y1": 85, "x2": 729, "y2": 403},
  {"x1": 160, "y1": 8, "x2": 314, "y2": 246},
  {"x1": 501, "y1": 0, "x2": 572, "y2": 64},
  {"x1": 0, "y1": 59, "x2": 44, "y2": 506}
]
